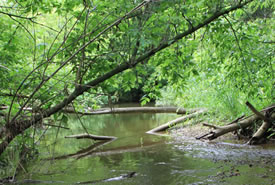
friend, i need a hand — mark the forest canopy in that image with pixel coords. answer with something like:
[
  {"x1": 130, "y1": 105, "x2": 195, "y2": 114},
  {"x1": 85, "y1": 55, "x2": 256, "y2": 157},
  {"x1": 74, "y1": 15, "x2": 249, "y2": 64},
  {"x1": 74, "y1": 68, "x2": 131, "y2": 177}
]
[{"x1": 0, "y1": 0, "x2": 274, "y2": 157}]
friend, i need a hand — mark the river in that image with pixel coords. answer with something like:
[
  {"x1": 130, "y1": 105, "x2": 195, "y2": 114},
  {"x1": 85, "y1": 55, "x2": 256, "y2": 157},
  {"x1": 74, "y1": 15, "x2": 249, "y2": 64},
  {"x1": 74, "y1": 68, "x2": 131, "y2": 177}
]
[{"x1": 14, "y1": 108, "x2": 275, "y2": 184}]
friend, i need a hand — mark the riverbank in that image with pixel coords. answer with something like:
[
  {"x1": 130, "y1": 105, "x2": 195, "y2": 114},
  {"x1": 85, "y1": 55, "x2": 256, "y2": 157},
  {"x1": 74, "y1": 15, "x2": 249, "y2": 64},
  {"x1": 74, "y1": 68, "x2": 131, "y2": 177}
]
[{"x1": 169, "y1": 124, "x2": 236, "y2": 141}]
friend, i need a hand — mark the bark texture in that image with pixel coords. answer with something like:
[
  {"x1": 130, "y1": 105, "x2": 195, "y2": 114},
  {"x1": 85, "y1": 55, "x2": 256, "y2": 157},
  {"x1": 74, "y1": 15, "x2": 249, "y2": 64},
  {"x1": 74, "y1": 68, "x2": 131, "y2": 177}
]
[
  {"x1": 147, "y1": 109, "x2": 207, "y2": 134},
  {"x1": 198, "y1": 104, "x2": 275, "y2": 142},
  {"x1": 63, "y1": 107, "x2": 202, "y2": 115}
]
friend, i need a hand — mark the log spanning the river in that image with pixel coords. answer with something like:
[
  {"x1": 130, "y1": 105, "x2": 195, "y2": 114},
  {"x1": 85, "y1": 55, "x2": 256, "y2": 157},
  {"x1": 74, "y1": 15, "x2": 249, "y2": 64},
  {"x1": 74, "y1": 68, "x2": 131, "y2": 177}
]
[
  {"x1": 147, "y1": 109, "x2": 207, "y2": 134},
  {"x1": 63, "y1": 107, "x2": 204, "y2": 115}
]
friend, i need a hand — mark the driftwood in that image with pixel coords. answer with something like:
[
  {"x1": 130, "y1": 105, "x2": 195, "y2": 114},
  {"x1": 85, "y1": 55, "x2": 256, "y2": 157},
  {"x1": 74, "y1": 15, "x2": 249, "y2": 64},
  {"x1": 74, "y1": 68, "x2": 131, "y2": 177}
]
[
  {"x1": 198, "y1": 102, "x2": 275, "y2": 142},
  {"x1": 246, "y1": 102, "x2": 274, "y2": 144},
  {"x1": 65, "y1": 133, "x2": 117, "y2": 140},
  {"x1": 146, "y1": 109, "x2": 207, "y2": 134},
  {"x1": 199, "y1": 114, "x2": 261, "y2": 140},
  {"x1": 63, "y1": 107, "x2": 203, "y2": 115},
  {"x1": 248, "y1": 120, "x2": 271, "y2": 144}
]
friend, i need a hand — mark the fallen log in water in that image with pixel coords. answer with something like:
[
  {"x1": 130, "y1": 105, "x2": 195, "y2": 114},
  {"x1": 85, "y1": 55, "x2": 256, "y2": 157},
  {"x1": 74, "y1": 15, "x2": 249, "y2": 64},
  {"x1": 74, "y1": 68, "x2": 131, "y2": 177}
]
[
  {"x1": 146, "y1": 109, "x2": 207, "y2": 134},
  {"x1": 63, "y1": 107, "x2": 204, "y2": 115}
]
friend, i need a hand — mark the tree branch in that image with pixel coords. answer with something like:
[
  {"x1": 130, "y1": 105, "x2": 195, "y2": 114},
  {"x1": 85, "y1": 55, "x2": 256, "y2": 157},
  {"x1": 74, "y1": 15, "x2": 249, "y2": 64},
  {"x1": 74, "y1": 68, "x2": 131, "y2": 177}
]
[{"x1": 0, "y1": 10, "x2": 34, "y2": 20}]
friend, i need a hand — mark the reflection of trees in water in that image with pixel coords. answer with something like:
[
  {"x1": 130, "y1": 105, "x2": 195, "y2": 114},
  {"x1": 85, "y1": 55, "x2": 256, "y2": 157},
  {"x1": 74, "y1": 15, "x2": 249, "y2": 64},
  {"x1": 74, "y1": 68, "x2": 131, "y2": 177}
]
[{"x1": 70, "y1": 113, "x2": 177, "y2": 138}]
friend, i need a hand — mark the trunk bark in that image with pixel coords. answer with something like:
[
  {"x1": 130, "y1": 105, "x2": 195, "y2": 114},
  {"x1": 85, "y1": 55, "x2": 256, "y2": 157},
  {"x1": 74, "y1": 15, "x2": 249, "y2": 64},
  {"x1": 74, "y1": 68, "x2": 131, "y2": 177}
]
[
  {"x1": 147, "y1": 109, "x2": 207, "y2": 134},
  {"x1": 63, "y1": 107, "x2": 203, "y2": 115},
  {"x1": 199, "y1": 112, "x2": 274, "y2": 141}
]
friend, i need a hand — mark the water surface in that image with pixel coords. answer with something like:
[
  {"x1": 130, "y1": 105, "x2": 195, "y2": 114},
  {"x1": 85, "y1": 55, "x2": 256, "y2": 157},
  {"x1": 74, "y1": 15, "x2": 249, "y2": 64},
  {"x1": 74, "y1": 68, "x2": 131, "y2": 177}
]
[{"x1": 15, "y1": 111, "x2": 275, "y2": 184}]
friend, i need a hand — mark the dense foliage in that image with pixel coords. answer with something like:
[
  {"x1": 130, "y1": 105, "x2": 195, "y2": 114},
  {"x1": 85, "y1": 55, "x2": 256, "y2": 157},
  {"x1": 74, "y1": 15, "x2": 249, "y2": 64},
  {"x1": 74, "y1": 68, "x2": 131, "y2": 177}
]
[{"x1": 0, "y1": 0, "x2": 274, "y2": 175}]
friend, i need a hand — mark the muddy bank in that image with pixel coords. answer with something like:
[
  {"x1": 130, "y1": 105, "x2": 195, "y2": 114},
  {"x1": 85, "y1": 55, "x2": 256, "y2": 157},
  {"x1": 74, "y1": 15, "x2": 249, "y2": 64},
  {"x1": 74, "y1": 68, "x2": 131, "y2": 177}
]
[
  {"x1": 167, "y1": 124, "x2": 275, "y2": 184},
  {"x1": 169, "y1": 124, "x2": 236, "y2": 141},
  {"x1": 168, "y1": 124, "x2": 275, "y2": 164}
]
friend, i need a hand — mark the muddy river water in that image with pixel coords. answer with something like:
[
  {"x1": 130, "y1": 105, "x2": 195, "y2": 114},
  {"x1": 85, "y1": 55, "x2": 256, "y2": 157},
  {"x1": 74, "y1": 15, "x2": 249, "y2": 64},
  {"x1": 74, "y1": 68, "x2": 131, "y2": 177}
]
[{"x1": 15, "y1": 110, "x2": 275, "y2": 184}]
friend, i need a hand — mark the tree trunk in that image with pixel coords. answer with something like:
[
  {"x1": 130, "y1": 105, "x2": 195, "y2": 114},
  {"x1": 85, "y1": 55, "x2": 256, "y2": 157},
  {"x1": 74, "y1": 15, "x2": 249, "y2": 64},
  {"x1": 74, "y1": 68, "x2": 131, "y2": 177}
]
[
  {"x1": 147, "y1": 109, "x2": 207, "y2": 134},
  {"x1": 63, "y1": 107, "x2": 202, "y2": 115},
  {"x1": 198, "y1": 109, "x2": 275, "y2": 141}
]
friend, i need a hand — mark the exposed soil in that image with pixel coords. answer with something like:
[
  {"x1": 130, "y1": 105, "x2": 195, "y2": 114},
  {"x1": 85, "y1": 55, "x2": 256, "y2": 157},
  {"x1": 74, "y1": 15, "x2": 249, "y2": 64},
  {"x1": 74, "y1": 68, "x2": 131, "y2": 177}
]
[{"x1": 168, "y1": 124, "x2": 237, "y2": 142}]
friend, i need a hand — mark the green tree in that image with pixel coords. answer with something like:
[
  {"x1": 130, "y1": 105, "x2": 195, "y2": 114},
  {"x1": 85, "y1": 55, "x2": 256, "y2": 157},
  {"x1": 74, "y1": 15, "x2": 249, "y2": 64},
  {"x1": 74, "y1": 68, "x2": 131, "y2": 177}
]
[{"x1": 0, "y1": 0, "x2": 264, "y2": 157}]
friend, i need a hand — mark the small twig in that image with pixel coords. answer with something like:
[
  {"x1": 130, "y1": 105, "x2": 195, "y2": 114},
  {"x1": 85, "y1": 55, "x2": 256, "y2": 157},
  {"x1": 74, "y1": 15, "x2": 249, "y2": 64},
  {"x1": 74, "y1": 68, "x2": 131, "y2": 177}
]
[
  {"x1": 226, "y1": 115, "x2": 245, "y2": 125},
  {"x1": 71, "y1": 102, "x2": 90, "y2": 135},
  {"x1": 196, "y1": 132, "x2": 213, "y2": 140},
  {"x1": 43, "y1": 124, "x2": 70, "y2": 130},
  {"x1": 181, "y1": 12, "x2": 195, "y2": 39},
  {"x1": 223, "y1": 15, "x2": 252, "y2": 86},
  {"x1": 9, "y1": 16, "x2": 35, "y2": 41}
]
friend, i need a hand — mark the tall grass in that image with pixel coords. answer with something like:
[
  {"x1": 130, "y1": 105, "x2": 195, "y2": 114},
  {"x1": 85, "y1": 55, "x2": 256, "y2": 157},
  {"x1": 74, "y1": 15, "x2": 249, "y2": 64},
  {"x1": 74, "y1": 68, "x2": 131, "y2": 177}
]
[{"x1": 157, "y1": 73, "x2": 273, "y2": 124}]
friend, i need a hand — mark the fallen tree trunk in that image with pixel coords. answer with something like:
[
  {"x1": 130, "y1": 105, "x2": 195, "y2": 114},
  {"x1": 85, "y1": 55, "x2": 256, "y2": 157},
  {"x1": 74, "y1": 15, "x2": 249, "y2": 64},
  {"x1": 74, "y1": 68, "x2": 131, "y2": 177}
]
[
  {"x1": 147, "y1": 109, "x2": 207, "y2": 134},
  {"x1": 198, "y1": 114, "x2": 261, "y2": 140},
  {"x1": 1, "y1": 106, "x2": 201, "y2": 115},
  {"x1": 63, "y1": 107, "x2": 203, "y2": 115},
  {"x1": 246, "y1": 102, "x2": 274, "y2": 144},
  {"x1": 248, "y1": 120, "x2": 271, "y2": 145},
  {"x1": 198, "y1": 104, "x2": 275, "y2": 141}
]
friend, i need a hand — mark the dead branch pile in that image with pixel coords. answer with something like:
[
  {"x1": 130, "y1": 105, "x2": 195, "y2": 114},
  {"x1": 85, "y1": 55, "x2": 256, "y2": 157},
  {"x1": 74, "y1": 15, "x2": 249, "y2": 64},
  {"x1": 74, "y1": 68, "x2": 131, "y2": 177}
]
[{"x1": 197, "y1": 102, "x2": 275, "y2": 145}]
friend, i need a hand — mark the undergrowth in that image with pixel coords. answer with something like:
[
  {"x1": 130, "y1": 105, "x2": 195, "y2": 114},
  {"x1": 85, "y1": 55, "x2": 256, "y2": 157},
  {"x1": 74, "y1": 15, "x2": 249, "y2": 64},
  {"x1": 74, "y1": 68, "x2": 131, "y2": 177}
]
[{"x1": 156, "y1": 74, "x2": 273, "y2": 125}]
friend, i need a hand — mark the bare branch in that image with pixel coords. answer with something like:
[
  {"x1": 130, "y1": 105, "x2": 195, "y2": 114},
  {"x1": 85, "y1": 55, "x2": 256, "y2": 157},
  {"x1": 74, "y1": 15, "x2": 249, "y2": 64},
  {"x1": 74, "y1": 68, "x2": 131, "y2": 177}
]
[
  {"x1": 0, "y1": 10, "x2": 34, "y2": 20},
  {"x1": 223, "y1": 15, "x2": 252, "y2": 85}
]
